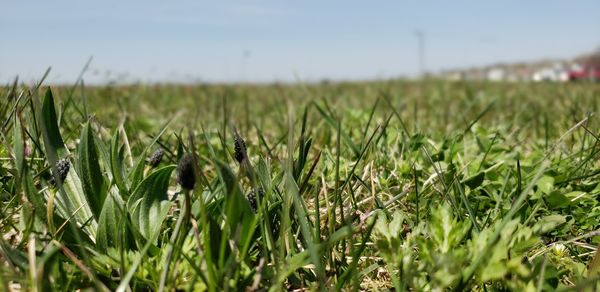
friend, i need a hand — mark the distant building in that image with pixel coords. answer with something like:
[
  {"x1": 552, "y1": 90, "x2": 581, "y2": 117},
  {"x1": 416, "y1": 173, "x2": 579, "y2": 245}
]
[
  {"x1": 432, "y1": 49, "x2": 600, "y2": 82},
  {"x1": 487, "y1": 68, "x2": 505, "y2": 81},
  {"x1": 532, "y1": 63, "x2": 568, "y2": 82}
]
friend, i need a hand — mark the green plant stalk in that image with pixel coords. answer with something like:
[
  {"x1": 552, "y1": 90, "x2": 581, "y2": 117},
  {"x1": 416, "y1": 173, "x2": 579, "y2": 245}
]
[{"x1": 158, "y1": 189, "x2": 191, "y2": 292}]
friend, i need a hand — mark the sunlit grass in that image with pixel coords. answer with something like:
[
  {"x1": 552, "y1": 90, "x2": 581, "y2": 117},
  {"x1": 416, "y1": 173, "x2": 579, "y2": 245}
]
[{"x1": 0, "y1": 77, "x2": 599, "y2": 290}]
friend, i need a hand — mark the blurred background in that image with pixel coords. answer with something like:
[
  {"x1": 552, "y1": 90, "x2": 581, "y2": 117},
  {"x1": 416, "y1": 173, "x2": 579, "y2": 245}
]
[{"x1": 1, "y1": 1, "x2": 599, "y2": 84}]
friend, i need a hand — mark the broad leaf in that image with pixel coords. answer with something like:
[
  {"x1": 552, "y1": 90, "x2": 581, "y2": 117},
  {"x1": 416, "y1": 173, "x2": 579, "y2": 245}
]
[
  {"x1": 127, "y1": 165, "x2": 175, "y2": 240},
  {"x1": 97, "y1": 188, "x2": 128, "y2": 250},
  {"x1": 463, "y1": 171, "x2": 485, "y2": 189},
  {"x1": 39, "y1": 88, "x2": 97, "y2": 239},
  {"x1": 532, "y1": 215, "x2": 566, "y2": 234}
]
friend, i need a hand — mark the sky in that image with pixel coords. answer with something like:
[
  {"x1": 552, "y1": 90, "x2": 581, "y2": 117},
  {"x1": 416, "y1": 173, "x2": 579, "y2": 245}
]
[{"x1": 1, "y1": 1, "x2": 599, "y2": 84}]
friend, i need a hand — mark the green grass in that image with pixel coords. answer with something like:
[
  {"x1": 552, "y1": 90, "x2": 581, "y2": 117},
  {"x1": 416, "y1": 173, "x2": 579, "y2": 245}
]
[{"x1": 1, "y1": 77, "x2": 600, "y2": 291}]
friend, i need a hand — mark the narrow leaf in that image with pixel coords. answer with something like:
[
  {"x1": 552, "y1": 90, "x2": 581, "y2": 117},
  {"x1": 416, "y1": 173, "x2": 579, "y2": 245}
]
[
  {"x1": 110, "y1": 131, "x2": 129, "y2": 195},
  {"x1": 78, "y1": 122, "x2": 107, "y2": 219},
  {"x1": 40, "y1": 88, "x2": 66, "y2": 156}
]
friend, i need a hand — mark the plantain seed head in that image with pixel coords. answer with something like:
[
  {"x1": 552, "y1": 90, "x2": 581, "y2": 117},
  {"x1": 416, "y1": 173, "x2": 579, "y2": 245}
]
[
  {"x1": 148, "y1": 148, "x2": 164, "y2": 168},
  {"x1": 55, "y1": 158, "x2": 70, "y2": 182},
  {"x1": 176, "y1": 153, "x2": 196, "y2": 190}
]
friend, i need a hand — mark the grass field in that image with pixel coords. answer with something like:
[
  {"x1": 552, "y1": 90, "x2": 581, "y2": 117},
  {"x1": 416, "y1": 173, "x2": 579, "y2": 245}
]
[{"x1": 1, "y1": 76, "x2": 600, "y2": 291}]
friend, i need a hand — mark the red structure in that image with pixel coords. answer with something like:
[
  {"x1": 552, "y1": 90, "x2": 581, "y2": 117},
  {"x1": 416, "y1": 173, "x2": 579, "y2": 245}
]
[{"x1": 568, "y1": 66, "x2": 600, "y2": 81}]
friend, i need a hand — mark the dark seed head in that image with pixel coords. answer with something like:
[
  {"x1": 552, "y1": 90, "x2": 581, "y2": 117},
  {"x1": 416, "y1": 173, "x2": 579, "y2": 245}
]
[
  {"x1": 148, "y1": 148, "x2": 164, "y2": 168},
  {"x1": 176, "y1": 154, "x2": 196, "y2": 190},
  {"x1": 246, "y1": 188, "x2": 264, "y2": 213},
  {"x1": 234, "y1": 134, "x2": 247, "y2": 163},
  {"x1": 55, "y1": 158, "x2": 70, "y2": 182}
]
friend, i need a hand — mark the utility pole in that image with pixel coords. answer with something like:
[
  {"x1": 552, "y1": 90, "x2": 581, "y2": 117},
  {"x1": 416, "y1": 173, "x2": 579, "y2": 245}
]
[{"x1": 414, "y1": 30, "x2": 426, "y2": 79}]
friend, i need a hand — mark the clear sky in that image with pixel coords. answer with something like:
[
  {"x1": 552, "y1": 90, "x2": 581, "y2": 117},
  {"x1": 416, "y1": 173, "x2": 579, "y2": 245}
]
[{"x1": 1, "y1": 1, "x2": 599, "y2": 84}]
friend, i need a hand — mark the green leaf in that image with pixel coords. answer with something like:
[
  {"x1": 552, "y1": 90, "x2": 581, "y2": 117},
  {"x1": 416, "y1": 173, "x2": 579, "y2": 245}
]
[
  {"x1": 536, "y1": 175, "x2": 554, "y2": 194},
  {"x1": 0, "y1": 241, "x2": 29, "y2": 270},
  {"x1": 564, "y1": 191, "x2": 590, "y2": 202},
  {"x1": 214, "y1": 160, "x2": 255, "y2": 245},
  {"x1": 429, "y1": 203, "x2": 471, "y2": 253},
  {"x1": 14, "y1": 118, "x2": 48, "y2": 228},
  {"x1": 272, "y1": 250, "x2": 311, "y2": 289},
  {"x1": 128, "y1": 118, "x2": 174, "y2": 190},
  {"x1": 256, "y1": 156, "x2": 271, "y2": 191},
  {"x1": 313, "y1": 101, "x2": 360, "y2": 157},
  {"x1": 128, "y1": 152, "x2": 147, "y2": 191},
  {"x1": 110, "y1": 131, "x2": 129, "y2": 195},
  {"x1": 13, "y1": 115, "x2": 24, "y2": 178},
  {"x1": 40, "y1": 89, "x2": 66, "y2": 156},
  {"x1": 78, "y1": 122, "x2": 107, "y2": 219},
  {"x1": 588, "y1": 243, "x2": 600, "y2": 278},
  {"x1": 23, "y1": 165, "x2": 46, "y2": 221},
  {"x1": 39, "y1": 88, "x2": 97, "y2": 238},
  {"x1": 52, "y1": 160, "x2": 98, "y2": 239},
  {"x1": 284, "y1": 171, "x2": 322, "y2": 278},
  {"x1": 481, "y1": 261, "x2": 508, "y2": 281},
  {"x1": 127, "y1": 165, "x2": 175, "y2": 240},
  {"x1": 116, "y1": 224, "x2": 164, "y2": 292},
  {"x1": 532, "y1": 215, "x2": 566, "y2": 234},
  {"x1": 97, "y1": 188, "x2": 128, "y2": 250},
  {"x1": 463, "y1": 171, "x2": 485, "y2": 189},
  {"x1": 546, "y1": 191, "x2": 590, "y2": 208},
  {"x1": 545, "y1": 191, "x2": 569, "y2": 208},
  {"x1": 208, "y1": 217, "x2": 225, "y2": 264}
]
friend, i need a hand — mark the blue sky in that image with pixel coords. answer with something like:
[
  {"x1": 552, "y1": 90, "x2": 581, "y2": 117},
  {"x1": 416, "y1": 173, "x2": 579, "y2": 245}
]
[{"x1": 1, "y1": 1, "x2": 599, "y2": 84}]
